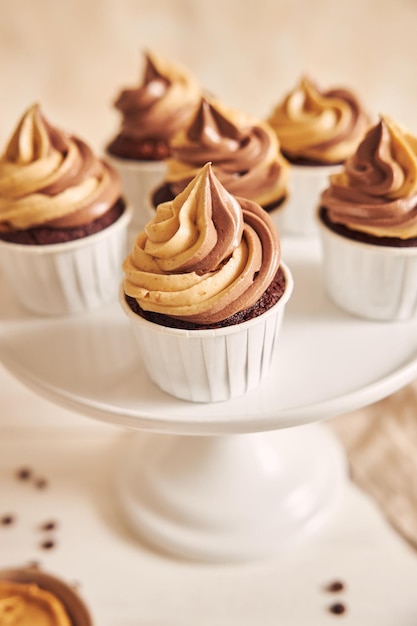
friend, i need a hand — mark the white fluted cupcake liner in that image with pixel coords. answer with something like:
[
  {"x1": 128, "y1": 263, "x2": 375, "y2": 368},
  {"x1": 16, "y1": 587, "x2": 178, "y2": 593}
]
[
  {"x1": 318, "y1": 218, "x2": 417, "y2": 321},
  {"x1": 280, "y1": 163, "x2": 342, "y2": 237},
  {"x1": 106, "y1": 154, "x2": 166, "y2": 234},
  {"x1": 0, "y1": 206, "x2": 132, "y2": 316},
  {"x1": 120, "y1": 262, "x2": 293, "y2": 403}
]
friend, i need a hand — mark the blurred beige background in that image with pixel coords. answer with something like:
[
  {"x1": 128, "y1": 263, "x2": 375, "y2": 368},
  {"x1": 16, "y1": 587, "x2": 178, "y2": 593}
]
[{"x1": 0, "y1": 0, "x2": 416, "y2": 153}]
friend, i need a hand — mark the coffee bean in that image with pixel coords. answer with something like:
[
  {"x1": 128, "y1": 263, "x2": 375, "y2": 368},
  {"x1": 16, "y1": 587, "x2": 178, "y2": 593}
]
[
  {"x1": 40, "y1": 521, "x2": 57, "y2": 532},
  {"x1": 35, "y1": 478, "x2": 48, "y2": 489},
  {"x1": 326, "y1": 580, "x2": 345, "y2": 593},
  {"x1": 329, "y1": 602, "x2": 346, "y2": 615},
  {"x1": 16, "y1": 467, "x2": 32, "y2": 481}
]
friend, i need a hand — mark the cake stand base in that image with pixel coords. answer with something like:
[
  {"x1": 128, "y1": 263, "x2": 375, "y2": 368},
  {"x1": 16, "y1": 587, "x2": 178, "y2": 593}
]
[{"x1": 116, "y1": 422, "x2": 347, "y2": 562}]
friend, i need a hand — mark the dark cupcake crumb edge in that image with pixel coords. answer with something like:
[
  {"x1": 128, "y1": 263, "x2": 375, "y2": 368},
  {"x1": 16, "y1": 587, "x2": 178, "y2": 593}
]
[
  {"x1": 125, "y1": 266, "x2": 286, "y2": 330},
  {"x1": 107, "y1": 136, "x2": 170, "y2": 161},
  {"x1": 0, "y1": 198, "x2": 126, "y2": 246},
  {"x1": 319, "y1": 207, "x2": 417, "y2": 248}
]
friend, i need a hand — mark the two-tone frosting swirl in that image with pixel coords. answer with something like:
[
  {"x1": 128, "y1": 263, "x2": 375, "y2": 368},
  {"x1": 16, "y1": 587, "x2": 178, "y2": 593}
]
[
  {"x1": 321, "y1": 116, "x2": 417, "y2": 239},
  {"x1": 267, "y1": 76, "x2": 370, "y2": 164},
  {"x1": 123, "y1": 162, "x2": 281, "y2": 324},
  {"x1": 0, "y1": 104, "x2": 121, "y2": 231},
  {"x1": 161, "y1": 97, "x2": 289, "y2": 208},
  {"x1": 108, "y1": 51, "x2": 201, "y2": 151},
  {"x1": 0, "y1": 581, "x2": 72, "y2": 626}
]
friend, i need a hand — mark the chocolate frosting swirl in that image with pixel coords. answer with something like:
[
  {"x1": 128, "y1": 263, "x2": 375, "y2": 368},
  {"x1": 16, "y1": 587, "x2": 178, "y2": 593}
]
[
  {"x1": 163, "y1": 97, "x2": 289, "y2": 207},
  {"x1": 123, "y1": 162, "x2": 281, "y2": 324},
  {"x1": 267, "y1": 76, "x2": 370, "y2": 164},
  {"x1": 0, "y1": 104, "x2": 121, "y2": 231},
  {"x1": 110, "y1": 51, "x2": 201, "y2": 143},
  {"x1": 321, "y1": 116, "x2": 417, "y2": 239}
]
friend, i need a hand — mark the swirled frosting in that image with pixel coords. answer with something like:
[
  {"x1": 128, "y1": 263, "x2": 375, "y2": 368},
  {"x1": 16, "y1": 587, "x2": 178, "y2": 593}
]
[
  {"x1": 0, "y1": 104, "x2": 121, "y2": 232},
  {"x1": 320, "y1": 116, "x2": 417, "y2": 239},
  {"x1": 0, "y1": 581, "x2": 71, "y2": 626},
  {"x1": 123, "y1": 162, "x2": 281, "y2": 324},
  {"x1": 267, "y1": 76, "x2": 370, "y2": 164},
  {"x1": 161, "y1": 97, "x2": 289, "y2": 208},
  {"x1": 108, "y1": 51, "x2": 201, "y2": 152}
]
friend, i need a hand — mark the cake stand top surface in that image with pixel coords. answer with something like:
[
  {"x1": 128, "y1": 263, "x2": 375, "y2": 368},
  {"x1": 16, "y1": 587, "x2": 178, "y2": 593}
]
[{"x1": 1, "y1": 238, "x2": 416, "y2": 436}]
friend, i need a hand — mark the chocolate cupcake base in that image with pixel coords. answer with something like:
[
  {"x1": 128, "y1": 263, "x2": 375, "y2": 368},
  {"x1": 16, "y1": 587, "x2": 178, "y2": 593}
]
[
  {"x1": 0, "y1": 201, "x2": 131, "y2": 315},
  {"x1": 120, "y1": 262, "x2": 293, "y2": 402},
  {"x1": 125, "y1": 267, "x2": 286, "y2": 330},
  {"x1": 107, "y1": 135, "x2": 170, "y2": 161},
  {"x1": 282, "y1": 151, "x2": 344, "y2": 167},
  {"x1": 319, "y1": 207, "x2": 417, "y2": 248},
  {"x1": 0, "y1": 199, "x2": 126, "y2": 246},
  {"x1": 317, "y1": 209, "x2": 417, "y2": 321}
]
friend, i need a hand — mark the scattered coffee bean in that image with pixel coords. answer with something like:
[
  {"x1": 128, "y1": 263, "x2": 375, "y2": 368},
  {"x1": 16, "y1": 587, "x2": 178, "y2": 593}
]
[
  {"x1": 1, "y1": 514, "x2": 15, "y2": 526},
  {"x1": 16, "y1": 467, "x2": 32, "y2": 481},
  {"x1": 35, "y1": 478, "x2": 48, "y2": 490},
  {"x1": 40, "y1": 521, "x2": 57, "y2": 532},
  {"x1": 329, "y1": 602, "x2": 346, "y2": 615},
  {"x1": 40, "y1": 539, "x2": 55, "y2": 550},
  {"x1": 325, "y1": 580, "x2": 345, "y2": 593}
]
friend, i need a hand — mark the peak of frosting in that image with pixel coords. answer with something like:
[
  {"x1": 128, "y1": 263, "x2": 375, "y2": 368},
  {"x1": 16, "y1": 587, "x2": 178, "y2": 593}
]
[
  {"x1": 144, "y1": 162, "x2": 243, "y2": 274},
  {"x1": 4, "y1": 103, "x2": 67, "y2": 164},
  {"x1": 321, "y1": 116, "x2": 417, "y2": 239},
  {"x1": 111, "y1": 51, "x2": 201, "y2": 143},
  {"x1": 164, "y1": 98, "x2": 289, "y2": 208},
  {"x1": 267, "y1": 76, "x2": 371, "y2": 164},
  {"x1": 143, "y1": 51, "x2": 170, "y2": 86},
  {"x1": 0, "y1": 104, "x2": 121, "y2": 231},
  {"x1": 123, "y1": 163, "x2": 281, "y2": 324},
  {"x1": 186, "y1": 98, "x2": 245, "y2": 148}
]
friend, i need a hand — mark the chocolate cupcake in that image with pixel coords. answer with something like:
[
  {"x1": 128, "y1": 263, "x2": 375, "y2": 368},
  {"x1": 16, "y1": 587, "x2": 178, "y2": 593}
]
[
  {"x1": 106, "y1": 51, "x2": 202, "y2": 233},
  {"x1": 266, "y1": 76, "x2": 371, "y2": 235},
  {"x1": 0, "y1": 104, "x2": 131, "y2": 315},
  {"x1": 317, "y1": 115, "x2": 417, "y2": 320},
  {"x1": 0, "y1": 566, "x2": 92, "y2": 625},
  {"x1": 120, "y1": 162, "x2": 293, "y2": 402},
  {"x1": 151, "y1": 97, "x2": 289, "y2": 227}
]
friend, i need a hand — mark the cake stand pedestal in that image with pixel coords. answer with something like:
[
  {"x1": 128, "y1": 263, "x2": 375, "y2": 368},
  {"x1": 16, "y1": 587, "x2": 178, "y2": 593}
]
[
  {"x1": 1, "y1": 237, "x2": 417, "y2": 561},
  {"x1": 117, "y1": 424, "x2": 345, "y2": 561}
]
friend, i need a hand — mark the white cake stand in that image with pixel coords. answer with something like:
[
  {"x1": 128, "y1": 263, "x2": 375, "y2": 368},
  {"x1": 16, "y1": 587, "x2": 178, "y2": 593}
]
[{"x1": 1, "y1": 237, "x2": 417, "y2": 562}]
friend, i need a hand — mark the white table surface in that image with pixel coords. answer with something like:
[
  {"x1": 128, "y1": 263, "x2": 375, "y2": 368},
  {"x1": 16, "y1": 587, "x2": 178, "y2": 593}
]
[{"x1": 1, "y1": 363, "x2": 417, "y2": 626}]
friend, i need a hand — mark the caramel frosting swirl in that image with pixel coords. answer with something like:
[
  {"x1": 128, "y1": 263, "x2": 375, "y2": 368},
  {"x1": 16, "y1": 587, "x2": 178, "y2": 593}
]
[
  {"x1": 123, "y1": 162, "x2": 281, "y2": 324},
  {"x1": 0, "y1": 104, "x2": 121, "y2": 231},
  {"x1": 0, "y1": 581, "x2": 71, "y2": 626},
  {"x1": 321, "y1": 116, "x2": 417, "y2": 239},
  {"x1": 163, "y1": 97, "x2": 289, "y2": 208},
  {"x1": 111, "y1": 51, "x2": 201, "y2": 142},
  {"x1": 267, "y1": 76, "x2": 370, "y2": 164}
]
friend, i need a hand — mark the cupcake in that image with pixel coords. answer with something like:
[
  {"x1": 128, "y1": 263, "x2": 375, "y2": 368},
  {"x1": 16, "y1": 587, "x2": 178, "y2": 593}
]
[
  {"x1": 266, "y1": 76, "x2": 371, "y2": 235},
  {"x1": 151, "y1": 97, "x2": 289, "y2": 228},
  {"x1": 317, "y1": 115, "x2": 417, "y2": 321},
  {"x1": 106, "y1": 51, "x2": 202, "y2": 233},
  {"x1": 121, "y1": 162, "x2": 293, "y2": 403},
  {"x1": 0, "y1": 566, "x2": 92, "y2": 625},
  {"x1": 0, "y1": 103, "x2": 131, "y2": 316}
]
